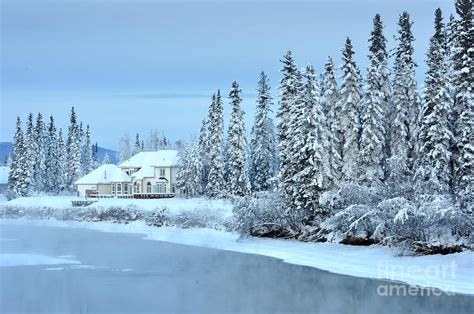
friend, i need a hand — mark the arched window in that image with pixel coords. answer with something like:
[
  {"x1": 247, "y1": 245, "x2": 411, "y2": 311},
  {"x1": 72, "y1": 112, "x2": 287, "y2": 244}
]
[{"x1": 147, "y1": 182, "x2": 152, "y2": 193}]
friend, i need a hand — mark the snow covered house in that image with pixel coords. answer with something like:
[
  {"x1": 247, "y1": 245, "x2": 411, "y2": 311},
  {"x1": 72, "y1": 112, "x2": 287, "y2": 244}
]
[
  {"x1": 75, "y1": 164, "x2": 131, "y2": 197},
  {"x1": 0, "y1": 166, "x2": 10, "y2": 194},
  {"x1": 75, "y1": 150, "x2": 180, "y2": 198}
]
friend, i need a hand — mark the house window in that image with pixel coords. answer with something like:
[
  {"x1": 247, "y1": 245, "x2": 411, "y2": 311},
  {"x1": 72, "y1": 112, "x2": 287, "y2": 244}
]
[
  {"x1": 117, "y1": 183, "x2": 122, "y2": 194},
  {"x1": 157, "y1": 183, "x2": 166, "y2": 194},
  {"x1": 134, "y1": 182, "x2": 140, "y2": 193},
  {"x1": 124, "y1": 184, "x2": 128, "y2": 194},
  {"x1": 171, "y1": 184, "x2": 176, "y2": 194},
  {"x1": 160, "y1": 168, "x2": 165, "y2": 176},
  {"x1": 147, "y1": 182, "x2": 152, "y2": 193},
  {"x1": 112, "y1": 184, "x2": 115, "y2": 195}
]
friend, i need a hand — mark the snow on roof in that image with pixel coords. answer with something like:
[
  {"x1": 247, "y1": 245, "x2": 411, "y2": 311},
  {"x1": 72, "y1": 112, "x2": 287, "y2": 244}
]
[
  {"x1": 119, "y1": 150, "x2": 180, "y2": 168},
  {"x1": 0, "y1": 166, "x2": 10, "y2": 184},
  {"x1": 131, "y1": 165, "x2": 155, "y2": 180},
  {"x1": 75, "y1": 164, "x2": 131, "y2": 185}
]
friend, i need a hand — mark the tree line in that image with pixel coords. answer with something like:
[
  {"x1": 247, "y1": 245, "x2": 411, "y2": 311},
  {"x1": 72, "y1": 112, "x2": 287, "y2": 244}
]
[
  {"x1": 177, "y1": 2, "x2": 473, "y2": 213},
  {"x1": 7, "y1": 107, "x2": 106, "y2": 198}
]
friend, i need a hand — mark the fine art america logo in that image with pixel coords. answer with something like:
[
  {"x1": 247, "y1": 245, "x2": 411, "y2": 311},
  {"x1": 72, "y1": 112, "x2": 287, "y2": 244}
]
[{"x1": 376, "y1": 260, "x2": 457, "y2": 297}]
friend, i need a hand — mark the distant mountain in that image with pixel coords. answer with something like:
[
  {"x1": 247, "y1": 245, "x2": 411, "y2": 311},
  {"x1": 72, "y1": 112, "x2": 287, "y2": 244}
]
[{"x1": 0, "y1": 142, "x2": 118, "y2": 165}]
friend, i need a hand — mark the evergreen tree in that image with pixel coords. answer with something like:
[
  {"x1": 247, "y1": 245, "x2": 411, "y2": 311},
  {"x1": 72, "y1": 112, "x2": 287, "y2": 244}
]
[
  {"x1": 23, "y1": 113, "x2": 37, "y2": 195},
  {"x1": 415, "y1": 9, "x2": 453, "y2": 194},
  {"x1": 277, "y1": 51, "x2": 302, "y2": 206},
  {"x1": 359, "y1": 15, "x2": 388, "y2": 185},
  {"x1": 206, "y1": 91, "x2": 225, "y2": 197},
  {"x1": 133, "y1": 133, "x2": 142, "y2": 155},
  {"x1": 92, "y1": 143, "x2": 100, "y2": 169},
  {"x1": 57, "y1": 128, "x2": 68, "y2": 192},
  {"x1": 338, "y1": 38, "x2": 362, "y2": 182},
  {"x1": 176, "y1": 143, "x2": 202, "y2": 197},
  {"x1": 6, "y1": 117, "x2": 26, "y2": 198},
  {"x1": 190, "y1": 143, "x2": 204, "y2": 196},
  {"x1": 387, "y1": 12, "x2": 418, "y2": 186},
  {"x1": 292, "y1": 65, "x2": 331, "y2": 214},
  {"x1": 176, "y1": 144, "x2": 191, "y2": 197},
  {"x1": 67, "y1": 107, "x2": 82, "y2": 190},
  {"x1": 250, "y1": 71, "x2": 278, "y2": 192},
  {"x1": 118, "y1": 134, "x2": 132, "y2": 163},
  {"x1": 197, "y1": 118, "x2": 210, "y2": 193},
  {"x1": 82, "y1": 125, "x2": 93, "y2": 175},
  {"x1": 33, "y1": 113, "x2": 47, "y2": 192},
  {"x1": 45, "y1": 116, "x2": 59, "y2": 193},
  {"x1": 102, "y1": 152, "x2": 111, "y2": 165},
  {"x1": 452, "y1": 0, "x2": 473, "y2": 201},
  {"x1": 322, "y1": 57, "x2": 343, "y2": 185},
  {"x1": 226, "y1": 82, "x2": 250, "y2": 196}
]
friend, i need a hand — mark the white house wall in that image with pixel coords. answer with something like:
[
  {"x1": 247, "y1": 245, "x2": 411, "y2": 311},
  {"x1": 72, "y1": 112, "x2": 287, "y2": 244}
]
[{"x1": 77, "y1": 184, "x2": 97, "y2": 197}]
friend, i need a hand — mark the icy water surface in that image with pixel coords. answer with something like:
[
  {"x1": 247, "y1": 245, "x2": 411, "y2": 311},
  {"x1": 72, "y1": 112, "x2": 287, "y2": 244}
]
[{"x1": 0, "y1": 223, "x2": 473, "y2": 314}]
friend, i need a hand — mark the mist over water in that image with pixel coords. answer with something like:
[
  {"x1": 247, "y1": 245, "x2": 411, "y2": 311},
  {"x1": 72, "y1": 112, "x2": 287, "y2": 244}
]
[{"x1": 1, "y1": 224, "x2": 472, "y2": 313}]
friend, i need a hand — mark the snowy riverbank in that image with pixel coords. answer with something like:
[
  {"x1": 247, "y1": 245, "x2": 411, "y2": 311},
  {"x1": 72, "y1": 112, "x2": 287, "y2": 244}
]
[
  {"x1": 2, "y1": 196, "x2": 233, "y2": 215},
  {"x1": 1, "y1": 218, "x2": 472, "y2": 295}
]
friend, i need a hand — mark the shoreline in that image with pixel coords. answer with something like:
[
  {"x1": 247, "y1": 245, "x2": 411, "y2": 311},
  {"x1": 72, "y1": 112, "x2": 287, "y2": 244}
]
[{"x1": 1, "y1": 217, "x2": 472, "y2": 296}]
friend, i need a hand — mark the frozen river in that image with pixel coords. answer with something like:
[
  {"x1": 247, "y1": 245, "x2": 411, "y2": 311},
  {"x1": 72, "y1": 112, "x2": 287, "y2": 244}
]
[{"x1": 0, "y1": 223, "x2": 473, "y2": 313}]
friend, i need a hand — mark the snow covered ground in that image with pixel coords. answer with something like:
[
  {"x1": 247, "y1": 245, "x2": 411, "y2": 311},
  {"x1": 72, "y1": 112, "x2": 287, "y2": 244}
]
[
  {"x1": 1, "y1": 218, "x2": 472, "y2": 295},
  {"x1": 2, "y1": 195, "x2": 234, "y2": 218}
]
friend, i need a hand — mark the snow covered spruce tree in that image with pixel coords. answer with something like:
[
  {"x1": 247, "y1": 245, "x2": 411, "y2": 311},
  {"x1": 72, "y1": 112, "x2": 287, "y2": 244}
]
[
  {"x1": 321, "y1": 57, "x2": 342, "y2": 186},
  {"x1": 338, "y1": 38, "x2": 362, "y2": 182},
  {"x1": 82, "y1": 125, "x2": 93, "y2": 175},
  {"x1": 118, "y1": 134, "x2": 132, "y2": 163},
  {"x1": 250, "y1": 71, "x2": 278, "y2": 192},
  {"x1": 45, "y1": 116, "x2": 59, "y2": 193},
  {"x1": 6, "y1": 117, "x2": 27, "y2": 198},
  {"x1": 23, "y1": 113, "x2": 37, "y2": 195},
  {"x1": 197, "y1": 118, "x2": 210, "y2": 192},
  {"x1": 176, "y1": 144, "x2": 191, "y2": 197},
  {"x1": 451, "y1": 0, "x2": 473, "y2": 203},
  {"x1": 206, "y1": 91, "x2": 226, "y2": 197},
  {"x1": 414, "y1": 8, "x2": 453, "y2": 195},
  {"x1": 226, "y1": 81, "x2": 250, "y2": 196},
  {"x1": 387, "y1": 12, "x2": 418, "y2": 189},
  {"x1": 67, "y1": 107, "x2": 82, "y2": 190},
  {"x1": 56, "y1": 128, "x2": 68, "y2": 192},
  {"x1": 176, "y1": 143, "x2": 202, "y2": 197},
  {"x1": 292, "y1": 65, "x2": 331, "y2": 215},
  {"x1": 92, "y1": 143, "x2": 100, "y2": 169},
  {"x1": 133, "y1": 133, "x2": 142, "y2": 156},
  {"x1": 277, "y1": 51, "x2": 303, "y2": 208},
  {"x1": 102, "y1": 152, "x2": 111, "y2": 165},
  {"x1": 359, "y1": 15, "x2": 388, "y2": 186},
  {"x1": 33, "y1": 113, "x2": 47, "y2": 192}
]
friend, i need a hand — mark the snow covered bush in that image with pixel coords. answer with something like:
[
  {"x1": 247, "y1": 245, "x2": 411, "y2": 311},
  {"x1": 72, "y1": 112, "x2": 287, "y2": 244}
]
[
  {"x1": 319, "y1": 183, "x2": 383, "y2": 213},
  {"x1": 390, "y1": 196, "x2": 473, "y2": 254},
  {"x1": 318, "y1": 204, "x2": 377, "y2": 244},
  {"x1": 144, "y1": 208, "x2": 169, "y2": 227},
  {"x1": 316, "y1": 194, "x2": 473, "y2": 254},
  {"x1": 234, "y1": 191, "x2": 297, "y2": 238},
  {"x1": 79, "y1": 205, "x2": 144, "y2": 223},
  {"x1": 168, "y1": 207, "x2": 232, "y2": 230}
]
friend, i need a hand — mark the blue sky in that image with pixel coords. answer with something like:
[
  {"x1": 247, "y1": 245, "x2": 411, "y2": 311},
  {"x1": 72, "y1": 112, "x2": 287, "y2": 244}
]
[{"x1": 1, "y1": 0, "x2": 454, "y2": 149}]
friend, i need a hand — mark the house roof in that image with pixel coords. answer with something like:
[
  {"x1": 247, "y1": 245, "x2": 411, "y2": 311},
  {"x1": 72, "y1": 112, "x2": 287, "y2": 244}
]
[
  {"x1": 131, "y1": 165, "x2": 155, "y2": 180},
  {"x1": 75, "y1": 164, "x2": 131, "y2": 185},
  {"x1": 0, "y1": 166, "x2": 10, "y2": 184},
  {"x1": 119, "y1": 150, "x2": 180, "y2": 168}
]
